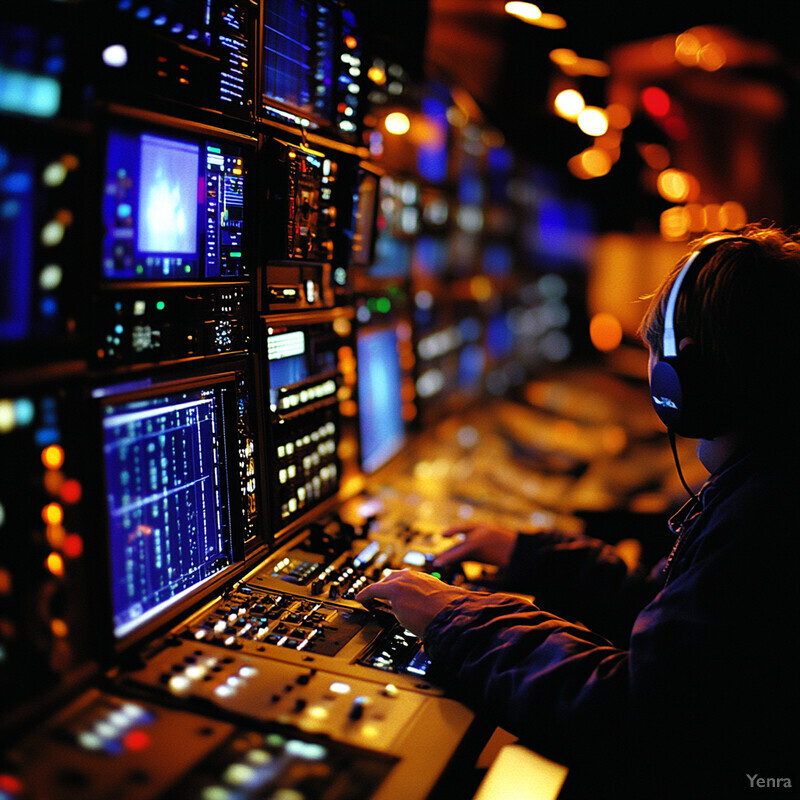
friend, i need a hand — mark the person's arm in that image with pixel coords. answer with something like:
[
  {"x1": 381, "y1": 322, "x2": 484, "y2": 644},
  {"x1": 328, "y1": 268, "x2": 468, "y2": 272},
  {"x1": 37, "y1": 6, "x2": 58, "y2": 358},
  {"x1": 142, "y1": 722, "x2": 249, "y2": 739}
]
[{"x1": 435, "y1": 524, "x2": 660, "y2": 643}]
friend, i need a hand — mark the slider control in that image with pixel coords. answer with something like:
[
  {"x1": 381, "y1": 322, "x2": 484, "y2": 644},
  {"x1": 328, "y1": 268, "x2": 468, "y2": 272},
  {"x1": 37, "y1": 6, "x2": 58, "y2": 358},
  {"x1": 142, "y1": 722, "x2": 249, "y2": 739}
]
[{"x1": 348, "y1": 695, "x2": 368, "y2": 721}]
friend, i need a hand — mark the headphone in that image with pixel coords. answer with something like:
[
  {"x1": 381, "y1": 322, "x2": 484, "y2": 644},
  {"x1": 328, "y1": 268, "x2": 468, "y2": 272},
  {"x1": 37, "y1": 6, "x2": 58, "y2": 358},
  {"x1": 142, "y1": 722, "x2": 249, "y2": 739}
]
[{"x1": 649, "y1": 235, "x2": 749, "y2": 438}]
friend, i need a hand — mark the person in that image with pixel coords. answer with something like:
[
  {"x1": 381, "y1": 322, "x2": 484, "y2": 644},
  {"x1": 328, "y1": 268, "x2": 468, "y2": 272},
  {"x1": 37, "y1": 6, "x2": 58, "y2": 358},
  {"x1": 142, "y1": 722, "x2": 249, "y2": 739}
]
[{"x1": 358, "y1": 224, "x2": 800, "y2": 799}]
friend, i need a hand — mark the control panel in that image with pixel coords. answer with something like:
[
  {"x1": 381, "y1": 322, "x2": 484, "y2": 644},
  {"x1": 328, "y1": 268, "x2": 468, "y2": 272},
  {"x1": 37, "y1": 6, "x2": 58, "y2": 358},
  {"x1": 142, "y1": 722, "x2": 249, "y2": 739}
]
[
  {"x1": 97, "y1": 0, "x2": 256, "y2": 123},
  {"x1": 93, "y1": 284, "x2": 251, "y2": 365},
  {"x1": 2, "y1": 688, "x2": 397, "y2": 800}
]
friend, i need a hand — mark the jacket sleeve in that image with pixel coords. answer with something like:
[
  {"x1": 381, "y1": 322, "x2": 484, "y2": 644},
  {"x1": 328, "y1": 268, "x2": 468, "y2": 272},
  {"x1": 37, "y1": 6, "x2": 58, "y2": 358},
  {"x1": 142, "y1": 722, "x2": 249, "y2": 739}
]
[
  {"x1": 422, "y1": 591, "x2": 634, "y2": 787},
  {"x1": 500, "y1": 530, "x2": 661, "y2": 644}
]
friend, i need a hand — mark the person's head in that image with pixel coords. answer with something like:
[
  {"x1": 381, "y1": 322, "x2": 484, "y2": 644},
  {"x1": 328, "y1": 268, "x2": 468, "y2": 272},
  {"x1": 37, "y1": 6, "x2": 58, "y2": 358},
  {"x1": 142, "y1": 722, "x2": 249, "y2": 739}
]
[{"x1": 639, "y1": 223, "x2": 800, "y2": 451}]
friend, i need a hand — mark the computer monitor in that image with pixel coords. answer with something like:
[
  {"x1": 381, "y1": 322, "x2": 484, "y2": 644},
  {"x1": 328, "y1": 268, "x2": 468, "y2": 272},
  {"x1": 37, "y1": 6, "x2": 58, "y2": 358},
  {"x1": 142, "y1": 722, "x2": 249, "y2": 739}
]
[
  {"x1": 357, "y1": 325, "x2": 406, "y2": 473},
  {"x1": 96, "y1": 373, "x2": 243, "y2": 646},
  {"x1": 101, "y1": 124, "x2": 246, "y2": 280}
]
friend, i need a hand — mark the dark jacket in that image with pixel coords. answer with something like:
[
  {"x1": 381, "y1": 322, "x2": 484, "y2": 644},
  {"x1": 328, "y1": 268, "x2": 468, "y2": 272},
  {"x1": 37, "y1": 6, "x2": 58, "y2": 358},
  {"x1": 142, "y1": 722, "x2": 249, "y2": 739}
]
[{"x1": 423, "y1": 452, "x2": 798, "y2": 798}]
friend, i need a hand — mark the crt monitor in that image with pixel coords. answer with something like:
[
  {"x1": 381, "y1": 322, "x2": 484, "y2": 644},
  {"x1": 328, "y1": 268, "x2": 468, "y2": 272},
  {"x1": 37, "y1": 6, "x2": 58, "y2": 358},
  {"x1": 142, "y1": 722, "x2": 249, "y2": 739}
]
[
  {"x1": 96, "y1": 373, "x2": 243, "y2": 646},
  {"x1": 357, "y1": 325, "x2": 406, "y2": 473},
  {"x1": 101, "y1": 123, "x2": 246, "y2": 280}
]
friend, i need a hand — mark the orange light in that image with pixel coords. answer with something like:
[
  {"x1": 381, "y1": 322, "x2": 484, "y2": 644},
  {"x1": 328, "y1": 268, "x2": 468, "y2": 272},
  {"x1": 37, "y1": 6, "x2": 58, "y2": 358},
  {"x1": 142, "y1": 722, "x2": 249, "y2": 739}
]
[
  {"x1": 61, "y1": 154, "x2": 80, "y2": 171},
  {"x1": 553, "y1": 89, "x2": 584, "y2": 120},
  {"x1": 42, "y1": 502, "x2": 63, "y2": 526},
  {"x1": 46, "y1": 551, "x2": 65, "y2": 577},
  {"x1": 344, "y1": 35, "x2": 358, "y2": 49},
  {"x1": 720, "y1": 201, "x2": 747, "y2": 230},
  {"x1": 340, "y1": 399, "x2": 358, "y2": 418},
  {"x1": 577, "y1": 107, "x2": 608, "y2": 137},
  {"x1": 470, "y1": 276, "x2": 493, "y2": 302},
  {"x1": 660, "y1": 206, "x2": 691, "y2": 241},
  {"x1": 657, "y1": 169, "x2": 695, "y2": 203},
  {"x1": 606, "y1": 103, "x2": 631, "y2": 130},
  {"x1": 50, "y1": 618, "x2": 68, "y2": 637},
  {"x1": 46, "y1": 524, "x2": 66, "y2": 548},
  {"x1": 42, "y1": 444, "x2": 65, "y2": 470},
  {"x1": 590, "y1": 313, "x2": 623, "y2": 352},
  {"x1": 367, "y1": 65, "x2": 386, "y2": 85},
  {"x1": 44, "y1": 470, "x2": 64, "y2": 496},
  {"x1": 384, "y1": 111, "x2": 410, "y2": 135}
]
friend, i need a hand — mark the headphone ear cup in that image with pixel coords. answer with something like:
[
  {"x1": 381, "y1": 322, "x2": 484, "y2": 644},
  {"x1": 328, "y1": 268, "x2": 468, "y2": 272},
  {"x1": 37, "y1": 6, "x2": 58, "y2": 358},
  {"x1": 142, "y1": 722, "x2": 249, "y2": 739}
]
[
  {"x1": 650, "y1": 358, "x2": 683, "y2": 431},
  {"x1": 651, "y1": 344, "x2": 718, "y2": 437}
]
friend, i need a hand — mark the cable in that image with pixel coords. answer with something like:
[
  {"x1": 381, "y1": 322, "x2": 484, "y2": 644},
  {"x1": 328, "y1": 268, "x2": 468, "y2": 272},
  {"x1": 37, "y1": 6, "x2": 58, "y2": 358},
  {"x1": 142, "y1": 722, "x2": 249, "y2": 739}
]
[{"x1": 668, "y1": 430, "x2": 699, "y2": 503}]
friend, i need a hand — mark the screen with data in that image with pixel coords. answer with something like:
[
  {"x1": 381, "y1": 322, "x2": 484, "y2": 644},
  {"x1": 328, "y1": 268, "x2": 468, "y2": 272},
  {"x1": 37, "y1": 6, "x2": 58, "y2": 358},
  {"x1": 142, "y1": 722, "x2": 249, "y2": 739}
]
[{"x1": 99, "y1": 375, "x2": 241, "y2": 641}]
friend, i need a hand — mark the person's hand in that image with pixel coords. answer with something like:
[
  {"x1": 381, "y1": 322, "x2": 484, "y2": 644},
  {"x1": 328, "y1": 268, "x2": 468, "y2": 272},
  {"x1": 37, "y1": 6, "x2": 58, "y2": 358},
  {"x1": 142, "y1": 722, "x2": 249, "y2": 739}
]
[
  {"x1": 356, "y1": 570, "x2": 469, "y2": 637},
  {"x1": 433, "y1": 524, "x2": 518, "y2": 569}
]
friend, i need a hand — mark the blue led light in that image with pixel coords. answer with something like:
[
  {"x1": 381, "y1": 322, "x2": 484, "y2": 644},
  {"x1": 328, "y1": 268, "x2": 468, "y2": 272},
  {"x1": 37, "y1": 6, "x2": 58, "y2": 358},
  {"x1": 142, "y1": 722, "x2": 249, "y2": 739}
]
[{"x1": 40, "y1": 297, "x2": 58, "y2": 318}]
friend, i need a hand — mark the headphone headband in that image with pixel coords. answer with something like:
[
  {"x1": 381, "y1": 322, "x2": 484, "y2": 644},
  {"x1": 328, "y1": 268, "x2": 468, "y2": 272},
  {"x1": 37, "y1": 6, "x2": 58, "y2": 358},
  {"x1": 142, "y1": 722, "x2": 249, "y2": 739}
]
[{"x1": 662, "y1": 235, "x2": 748, "y2": 358}]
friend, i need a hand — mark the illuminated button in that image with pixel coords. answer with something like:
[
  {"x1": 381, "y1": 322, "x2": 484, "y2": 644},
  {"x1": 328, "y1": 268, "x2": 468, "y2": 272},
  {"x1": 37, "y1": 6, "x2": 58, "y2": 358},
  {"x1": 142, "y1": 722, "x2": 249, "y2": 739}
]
[
  {"x1": 102, "y1": 44, "x2": 128, "y2": 68},
  {"x1": 201, "y1": 786, "x2": 232, "y2": 800},
  {"x1": 121, "y1": 703, "x2": 148, "y2": 721},
  {"x1": 91, "y1": 719, "x2": 118, "y2": 742},
  {"x1": 168, "y1": 675, "x2": 191, "y2": 694},
  {"x1": 307, "y1": 705, "x2": 329, "y2": 720},
  {"x1": 77, "y1": 731, "x2": 104, "y2": 751},
  {"x1": 245, "y1": 748, "x2": 272, "y2": 765},
  {"x1": 329, "y1": 681, "x2": 350, "y2": 695},
  {"x1": 223, "y1": 763, "x2": 256, "y2": 787},
  {"x1": 383, "y1": 684, "x2": 400, "y2": 697},
  {"x1": 239, "y1": 666, "x2": 258, "y2": 678},
  {"x1": 284, "y1": 740, "x2": 327, "y2": 761},
  {"x1": 122, "y1": 729, "x2": 151, "y2": 751},
  {"x1": 185, "y1": 665, "x2": 206, "y2": 680},
  {"x1": 214, "y1": 684, "x2": 235, "y2": 698},
  {"x1": 40, "y1": 220, "x2": 65, "y2": 246}
]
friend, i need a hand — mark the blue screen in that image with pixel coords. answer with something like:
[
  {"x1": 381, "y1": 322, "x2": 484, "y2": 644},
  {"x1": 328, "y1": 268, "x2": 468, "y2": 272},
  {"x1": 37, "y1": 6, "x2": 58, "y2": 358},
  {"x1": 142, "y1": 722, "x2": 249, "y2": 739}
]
[
  {"x1": 102, "y1": 127, "x2": 245, "y2": 280},
  {"x1": 263, "y1": 0, "x2": 314, "y2": 114},
  {"x1": 0, "y1": 147, "x2": 34, "y2": 342},
  {"x1": 357, "y1": 327, "x2": 406, "y2": 473},
  {"x1": 101, "y1": 380, "x2": 237, "y2": 640}
]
